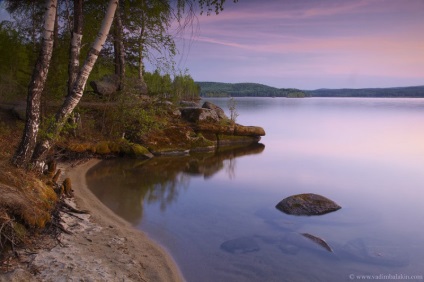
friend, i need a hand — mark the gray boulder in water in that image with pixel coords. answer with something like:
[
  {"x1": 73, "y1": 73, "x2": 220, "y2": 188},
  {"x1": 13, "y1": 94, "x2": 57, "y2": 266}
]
[{"x1": 276, "y1": 193, "x2": 341, "y2": 216}]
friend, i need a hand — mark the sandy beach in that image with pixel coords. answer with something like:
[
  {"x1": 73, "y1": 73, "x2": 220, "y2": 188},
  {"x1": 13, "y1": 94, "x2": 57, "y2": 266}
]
[{"x1": 1, "y1": 159, "x2": 183, "y2": 282}]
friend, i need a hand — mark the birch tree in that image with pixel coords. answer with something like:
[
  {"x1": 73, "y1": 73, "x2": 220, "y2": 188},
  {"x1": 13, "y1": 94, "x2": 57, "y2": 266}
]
[
  {"x1": 12, "y1": 0, "x2": 57, "y2": 167},
  {"x1": 31, "y1": 0, "x2": 119, "y2": 168},
  {"x1": 67, "y1": 0, "x2": 83, "y2": 97}
]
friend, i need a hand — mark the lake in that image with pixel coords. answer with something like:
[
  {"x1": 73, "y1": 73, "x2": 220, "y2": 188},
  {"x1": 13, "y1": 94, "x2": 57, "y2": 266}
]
[{"x1": 86, "y1": 97, "x2": 424, "y2": 281}]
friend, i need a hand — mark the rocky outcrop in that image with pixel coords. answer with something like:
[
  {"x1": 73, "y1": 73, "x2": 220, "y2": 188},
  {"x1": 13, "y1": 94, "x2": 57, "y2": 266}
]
[
  {"x1": 179, "y1": 102, "x2": 265, "y2": 150},
  {"x1": 202, "y1": 101, "x2": 227, "y2": 120},
  {"x1": 234, "y1": 124, "x2": 266, "y2": 136},
  {"x1": 180, "y1": 108, "x2": 220, "y2": 123},
  {"x1": 180, "y1": 101, "x2": 229, "y2": 123},
  {"x1": 276, "y1": 193, "x2": 341, "y2": 216},
  {"x1": 180, "y1": 101, "x2": 199, "y2": 108},
  {"x1": 90, "y1": 75, "x2": 120, "y2": 97}
]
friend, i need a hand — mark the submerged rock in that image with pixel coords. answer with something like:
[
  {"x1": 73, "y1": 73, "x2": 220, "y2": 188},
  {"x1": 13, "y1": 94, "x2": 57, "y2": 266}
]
[
  {"x1": 276, "y1": 193, "x2": 341, "y2": 216},
  {"x1": 301, "y1": 233, "x2": 333, "y2": 253},
  {"x1": 220, "y1": 237, "x2": 260, "y2": 254},
  {"x1": 256, "y1": 232, "x2": 335, "y2": 256}
]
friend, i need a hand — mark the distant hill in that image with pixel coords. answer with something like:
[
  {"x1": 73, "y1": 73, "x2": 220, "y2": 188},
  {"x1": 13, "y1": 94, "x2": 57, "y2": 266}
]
[
  {"x1": 306, "y1": 86, "x2": 424, "y2": 98},
  {"x1": 196, "y1": 82, "x2": 424, "y2": 98},
  {"x1": 196, "y1": 82, "x2": 307, "y2": 98}
]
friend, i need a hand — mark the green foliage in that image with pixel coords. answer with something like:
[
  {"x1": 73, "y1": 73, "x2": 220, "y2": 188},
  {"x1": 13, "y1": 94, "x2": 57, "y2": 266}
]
[
  {"x1": 144, "y1": 69, "x2": 172, "y2": 96},
  {"x1": 0, "y1": 21, "x2": 32, "y2": 101},
  {"x1": 122, "y1": 0, "x2": 177, "y2": 73},
  {"x1": 102, "y1": 90, "x2": 163, "y2": 141},
  {"x1": 172, "y1": 70, "x2": 200, "y2": 101},
  {"x1": 144, "y1": 69, "x2": 200, "y2": 101},
  {"x1": 39, "y1": 114, "x2": 77, "y2": 142}
]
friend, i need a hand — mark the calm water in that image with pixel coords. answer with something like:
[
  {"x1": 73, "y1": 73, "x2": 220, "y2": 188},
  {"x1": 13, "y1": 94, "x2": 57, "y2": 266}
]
[{"x1": 87, "y1": 98, "x2": 424, "y2": 281}]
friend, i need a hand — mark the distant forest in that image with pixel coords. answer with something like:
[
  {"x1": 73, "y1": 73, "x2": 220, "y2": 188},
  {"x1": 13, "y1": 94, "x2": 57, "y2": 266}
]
[
  {"x1": 197, "y1": 82, "x2": 307, "y2": 98},
  {"x1": 197, "y1": 82, "x2": 424, "y2": 98}
]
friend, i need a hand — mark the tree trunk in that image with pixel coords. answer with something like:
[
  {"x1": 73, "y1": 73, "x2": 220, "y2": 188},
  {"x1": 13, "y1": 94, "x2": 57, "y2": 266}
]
[
  {"x1": 138, "y1": 6, "x2": 148, "y2": 93},
  {"x1": 67, "y1": 0, "x2": 83, "y2": 97},
  {"x1": 113, "y1": 5, "x2": 125, "y2": 90},
  {"x1": 12, "y1": 0, "x2": 57, "y2": 168},
  {"x1": 32, "y1": 0, "x2": 119, "y2": 169}
]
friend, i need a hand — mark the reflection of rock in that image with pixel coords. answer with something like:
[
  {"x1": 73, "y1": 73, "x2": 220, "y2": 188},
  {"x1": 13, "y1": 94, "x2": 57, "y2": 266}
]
[
  {"x1": 276, "y1": 193, "x2": 341, "y2": 216},
  {"x1": 220, "y1": 237, "x2": 260, "y2": 254},
  {"x1": 341, "y1": 238, "x2": 409, "y2": 267},
  {"x1": 184, "y1": 143, "x2": 265, "y2": 178}
]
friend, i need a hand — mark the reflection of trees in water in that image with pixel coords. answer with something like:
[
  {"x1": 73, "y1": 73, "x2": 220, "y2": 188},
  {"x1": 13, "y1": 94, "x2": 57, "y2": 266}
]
[
  {"x1": 86, "y1": 143, "x2": 265, "y2": 225},
  {"x1": 147, "y1": 173, "x2": 190, "y2": 212}
]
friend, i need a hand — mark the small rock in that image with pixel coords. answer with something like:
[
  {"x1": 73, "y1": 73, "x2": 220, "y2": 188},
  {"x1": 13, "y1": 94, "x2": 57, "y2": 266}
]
[{"x1": 276, "y1": 193, "x2": 341, "y2": 216}]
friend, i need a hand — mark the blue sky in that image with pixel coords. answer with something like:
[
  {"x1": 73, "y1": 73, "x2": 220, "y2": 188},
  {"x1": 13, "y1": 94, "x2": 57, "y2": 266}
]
[{"x1": 173, "y1": 0, "x2": 424, "y2": 89}]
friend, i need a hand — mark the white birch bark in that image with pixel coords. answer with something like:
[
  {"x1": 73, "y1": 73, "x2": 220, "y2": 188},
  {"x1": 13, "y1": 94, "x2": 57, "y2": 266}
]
[
  {"x1": 114, "y1": 6, "x2": 125, "y2": 90},
  {"x1": 138, "y1": 8, "x2": 148, "y2": 93},
  {"x1": 32, "y1": 0, "x2": 119, "y2": 168},
  {"x1": 12, "y1": 0, "x2": 57, "y2": 167},
  {"x1": 67, "y1": 0, "x2": 83, "y2": 97}
]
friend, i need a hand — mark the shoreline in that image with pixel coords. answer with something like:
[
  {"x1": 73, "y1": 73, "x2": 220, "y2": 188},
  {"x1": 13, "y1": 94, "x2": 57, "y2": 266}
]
[
  {"x1": 65, "y1": 158, "x2": 184, "y2": 281},
  {"x1": 1, "y1": 159, "x2": 184, "y2": 282}
]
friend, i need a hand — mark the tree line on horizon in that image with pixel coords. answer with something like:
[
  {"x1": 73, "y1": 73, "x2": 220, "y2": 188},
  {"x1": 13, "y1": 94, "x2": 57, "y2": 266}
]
[
  {"x1": 197, "y1": 82, "x2": 307, "y2": 98},
  {"x1": 196, "y1": 82, "x2": 424, "y2": 98}
]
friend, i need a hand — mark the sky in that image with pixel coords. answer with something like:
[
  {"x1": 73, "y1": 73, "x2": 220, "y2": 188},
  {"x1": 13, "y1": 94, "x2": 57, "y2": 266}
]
[
  {"x1": 0, "y1": 1, "x2": 422, "y2": 90},
  {"x1": 172, "y1": 0, "x2": 424, "y2": 90}
]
